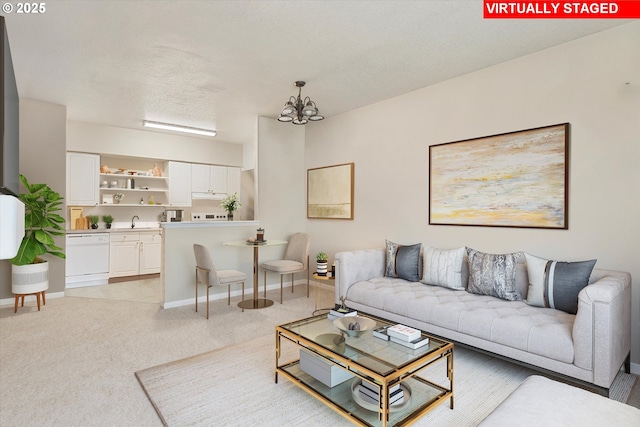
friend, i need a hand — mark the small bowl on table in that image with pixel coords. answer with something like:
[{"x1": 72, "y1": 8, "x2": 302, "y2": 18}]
[{"x1": 333, "y1": 316, "x2": 376, "y2": 338}]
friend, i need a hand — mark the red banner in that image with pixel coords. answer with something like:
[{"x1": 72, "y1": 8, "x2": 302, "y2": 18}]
[{"x1": 484, "y1": 1, "x2": 640, "y2": 18}]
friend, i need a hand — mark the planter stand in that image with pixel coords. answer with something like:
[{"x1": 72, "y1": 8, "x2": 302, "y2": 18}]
[
  {"x1": 12, "y1": 262, "x2": 49, "y2": 313},
  {"x1": 14, "y1": 291, "x2": 46, "y2": 313}
]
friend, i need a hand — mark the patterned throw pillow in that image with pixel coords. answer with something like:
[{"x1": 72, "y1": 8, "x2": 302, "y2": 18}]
[
  {"x1": 421, "y1": 246, "x2": 466, "y2": 290},
  {"x1": 385, "y1": 240, "x2": 421, "y2": 282},
  {"x1": 524, "y1": 253, "x2": 596, "y2": 314},
  {"x1": 466, "y1": 248, "x2": 522, "y2": 301}
]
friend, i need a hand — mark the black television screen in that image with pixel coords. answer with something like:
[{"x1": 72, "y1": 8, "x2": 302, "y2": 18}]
[{"x1": 1, "y1": 16, "x2": 19, "y2": 196}]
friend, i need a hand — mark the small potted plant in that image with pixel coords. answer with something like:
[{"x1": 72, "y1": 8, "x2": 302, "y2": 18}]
[
  {"x1": 102, "y1": 214, "x2": 114, "y2": 229},
  {"x1": 220, "y1": 192, "x2": 241, "y2": 221},
  {"x1": 89, "y1": 215, "x2": 100, "y2": 229},
  {"x1": 113, "y1": 193, "x2": 124, "y2": 204},
  {"x1": 316, "y1": 251, "x2": 328, "y2": 276}
]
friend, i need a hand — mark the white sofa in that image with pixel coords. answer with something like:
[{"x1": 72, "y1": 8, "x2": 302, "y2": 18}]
[{"x1": 334, "y1": 248, "x2": 632, "y2": 394}]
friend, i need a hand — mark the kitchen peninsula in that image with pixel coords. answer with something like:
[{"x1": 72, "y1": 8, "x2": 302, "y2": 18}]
[{"x1": 162, "y1": 221, "x2": 286, "y2": 309}]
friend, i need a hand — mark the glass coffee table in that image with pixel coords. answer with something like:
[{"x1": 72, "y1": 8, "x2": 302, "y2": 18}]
[{"x1": 275, "y1": 313, "x2": 454, "y2": 427}]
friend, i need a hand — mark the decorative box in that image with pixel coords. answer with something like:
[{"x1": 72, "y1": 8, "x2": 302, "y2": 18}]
[{"x1": 300, "y1": 349, "x2": 354, "y2": 388}]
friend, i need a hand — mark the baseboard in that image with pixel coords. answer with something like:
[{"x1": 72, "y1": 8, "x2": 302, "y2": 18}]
[
  {"x1": 0, "y1": 291, "x2": 65, "y2": 307},
  {"x1": 163, "y1": 279, "x2": 315, "y2": 309},
  {"x1": 631, "y1": 362, "x2": 640, "y2": 376}
]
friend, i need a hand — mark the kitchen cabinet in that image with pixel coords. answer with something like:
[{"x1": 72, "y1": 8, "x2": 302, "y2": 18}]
[
  {"x1": 191, "y1": 164, "x2": 228, "y2": 195},
  {"x1": 139, "y1": 231, "x2": 162, "y2": 275},
  {"x1": 67, "y1": 152, "x2": 100, "y2": 206},
  {"x1": 110, "y1": 230, "x2": 162, "y2": 278},
  {"x1": 166, "y1": 161, "x2": 192, "y2": 207}
]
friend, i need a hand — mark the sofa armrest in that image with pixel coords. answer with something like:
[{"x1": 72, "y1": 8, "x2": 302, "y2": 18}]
[
  {"x1": 572, "y1": 269, "x2": 631, "y2": 388},
  {"x1": 334, "y1": 249, "x2": 385, "y2": 304}
]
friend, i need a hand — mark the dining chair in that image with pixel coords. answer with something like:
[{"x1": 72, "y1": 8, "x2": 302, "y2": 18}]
[
  {"x1": 261, "y1": 232, "x2": 310, "y2": 304},
  {"x1": 193, "y1": 244, "x2": 247, "y2": 318}
]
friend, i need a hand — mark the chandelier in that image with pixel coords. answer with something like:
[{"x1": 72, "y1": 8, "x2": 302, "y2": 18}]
[{"x1": 277, "y1": 81, "x2": 324, "y2": 125}]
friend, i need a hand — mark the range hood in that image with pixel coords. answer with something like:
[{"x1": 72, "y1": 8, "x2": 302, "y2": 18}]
[{"x1": 191, "y1": 192, "x2": 227, "y2": 200}]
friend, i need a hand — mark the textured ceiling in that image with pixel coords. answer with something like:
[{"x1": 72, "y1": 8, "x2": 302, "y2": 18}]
[{"x1": 3, "y1": 1, "x2": 628, "y2": 145}]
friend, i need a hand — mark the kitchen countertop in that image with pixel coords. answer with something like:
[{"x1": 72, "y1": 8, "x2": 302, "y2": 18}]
[
  {"x1": 66, "y1": 228, "x2": 162, "y2": 234},
  {"x1": 162, "y1": 220, "x2": 259, "y2": 229}
]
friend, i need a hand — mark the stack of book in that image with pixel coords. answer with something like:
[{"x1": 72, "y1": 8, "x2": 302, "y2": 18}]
[
  {"x1": 386, "y1": 324, "x2": 430, "y2": 349},
  {"x1": 328, "y1": 305, "x2": 357, "y2": 320},
  {"x1": 357, "y1": 381, "x2": 404, "y2": 406}
]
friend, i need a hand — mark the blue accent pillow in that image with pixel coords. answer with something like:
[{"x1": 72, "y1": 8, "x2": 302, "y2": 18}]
[
  {"x1": 525, "y1": 253, "x2": 596, "y2": 314},
  {"x1": 396, "y1": 243, "x2": 421, "y2": 282},
  {"x1": 385, "y1": 240, "x2": 421, "y2": 282}
]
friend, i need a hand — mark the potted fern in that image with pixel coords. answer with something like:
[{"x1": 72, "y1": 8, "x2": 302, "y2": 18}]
[
  {"x1": 102, "y1": 214, "x2": 114, "y2": 229},
  {"x1": 9, "y1": 175, "x2": 65, "y2": 303},
  {"x1": 89, "y1": 215, "x2": 100, "y2": 229}
]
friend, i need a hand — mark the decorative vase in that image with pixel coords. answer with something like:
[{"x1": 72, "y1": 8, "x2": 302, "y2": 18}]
[
  {"x1": 317, "y1": 260, "x2": 328, "y2": 276},
  {"x1": 228, "y1": 212, "x2": 233, "y2": 221}
]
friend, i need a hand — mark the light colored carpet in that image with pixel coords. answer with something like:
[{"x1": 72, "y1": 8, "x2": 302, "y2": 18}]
[
  {"x1": 0, "y1": 282, "x2": 335, "y2": 427},
  {"x1": 136, "y1": 333, "x2": 636, "y2": 427},
  {"x1": 1, "y1": 280, "x2": 636, "y2": 427}
]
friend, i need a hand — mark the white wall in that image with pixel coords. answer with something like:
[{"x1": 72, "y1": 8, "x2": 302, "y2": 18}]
[
  {"x1": 304, "y1": 23, "x2": 640, "y2": 366},
  {"x1": 67, "y1": 121, "x2": 243, "y2": 167},
  {"x1": 256, "y1": 117, "x2": 306, "y2": 271},
  {"x1": 0, "y1": 99, "x2": 67, "y2": 299}
]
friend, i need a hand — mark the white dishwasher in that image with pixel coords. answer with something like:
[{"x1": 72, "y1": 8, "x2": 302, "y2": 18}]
[{"x1": 65, "y1": 233, "x2": 110, "y2": 288}]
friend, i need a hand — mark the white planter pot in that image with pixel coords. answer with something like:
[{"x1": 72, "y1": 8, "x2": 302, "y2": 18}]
[{"x1": 12, "y1": 262, "x2": 49, "y2": 295}]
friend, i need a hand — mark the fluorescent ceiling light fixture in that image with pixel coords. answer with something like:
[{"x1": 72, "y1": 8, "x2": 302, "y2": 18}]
[{"x1": 143, "y1": 120, "x2": 217, "y2": 137}]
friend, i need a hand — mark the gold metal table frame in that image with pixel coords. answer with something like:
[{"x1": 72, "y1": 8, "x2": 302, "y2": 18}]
[
  {"x1": 223, "y1": 239, "x2": 287, "y2": 309},
  {"x1": 275, "y1": 313, "x2": 454, "y2": 427}
]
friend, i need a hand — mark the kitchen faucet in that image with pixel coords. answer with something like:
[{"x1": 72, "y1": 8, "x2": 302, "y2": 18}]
[{"x1": 131, "y1": 215, "x2": 139, "y2": 228}]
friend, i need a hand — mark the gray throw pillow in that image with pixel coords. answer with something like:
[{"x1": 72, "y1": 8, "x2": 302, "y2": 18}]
[
  {"x1": 385, "y1": 240, "x2": 421, "y2": 282},
  {"x1": 524, "y1": 253, "x2": 596, "y2": 315},
  {"x1": 395, "y1": 243, "x2": 421, "y2": 282},
  {"x1": 466, "y1": 248, "x2": 522, "y2": 301}
]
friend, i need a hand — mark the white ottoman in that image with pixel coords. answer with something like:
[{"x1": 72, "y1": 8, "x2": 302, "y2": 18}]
[{"x1": 478, "y1": 375, "x2": 640, "y2": 427}]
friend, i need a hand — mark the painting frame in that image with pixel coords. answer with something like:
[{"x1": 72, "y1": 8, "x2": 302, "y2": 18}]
[
  {"x1": 429, "y1": 123, "x2": 569, "y2": 229},
  {"x1": 307, "y1": 162, "x2": 354, "y2": 220}
]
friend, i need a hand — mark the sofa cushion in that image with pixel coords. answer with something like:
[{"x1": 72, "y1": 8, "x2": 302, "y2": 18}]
[
  {"x1": 384, "y1": 240, "x2": 421, "y2": 282},
  {"x1": 524, "y1": 253, "x2": 596, "y2": 315},
  {"x1": 421, "y1": 246, "x2": 466, "y2": 290},
  {"x1": 466, "y1": 248, "x2": 523, "y2": 301},
  {"x1": 346, "y1": 277, "x2": 575, "y2": 364}
]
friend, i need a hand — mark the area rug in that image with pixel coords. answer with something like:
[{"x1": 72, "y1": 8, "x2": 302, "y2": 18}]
[{"x1": 136, "y1": 335, "x2": 635, "y2": 426}]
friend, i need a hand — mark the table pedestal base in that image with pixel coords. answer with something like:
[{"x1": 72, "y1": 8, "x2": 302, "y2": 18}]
[{"x1": 238, "y1": 298, "x2": 274, "y2": 310}]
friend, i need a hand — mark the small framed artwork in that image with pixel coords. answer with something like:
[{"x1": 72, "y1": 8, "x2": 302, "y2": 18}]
[
  {"x1": 429, "y1": 123, "x2": 569, "y2": 229},
  {"x1": 307, "y1": 162, "x2": 354, "y2": 220}
]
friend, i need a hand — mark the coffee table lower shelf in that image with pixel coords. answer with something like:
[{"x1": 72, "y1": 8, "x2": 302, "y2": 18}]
[{"x1": 277, "y1": 361, "x2": 451, "y2": 427}]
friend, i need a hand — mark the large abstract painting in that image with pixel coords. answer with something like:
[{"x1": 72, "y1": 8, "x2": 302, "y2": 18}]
[
  {"x1": 307, "y1": 163, "x2": 354, "y2": 220},
  {"x1": 429, "y1": 123, "x2": 568, "y2": 229}
]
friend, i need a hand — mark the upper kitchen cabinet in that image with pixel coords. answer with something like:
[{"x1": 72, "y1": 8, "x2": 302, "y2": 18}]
[
  {"x1": 67, "y1": 152, "x2": 99, "y2": 206},
  {"x1": 165, "y1": 161, "x2": 192, "y2": 207},
  {"x1": 191, "y1": 164, "x2": 228, "y2": 195}
]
